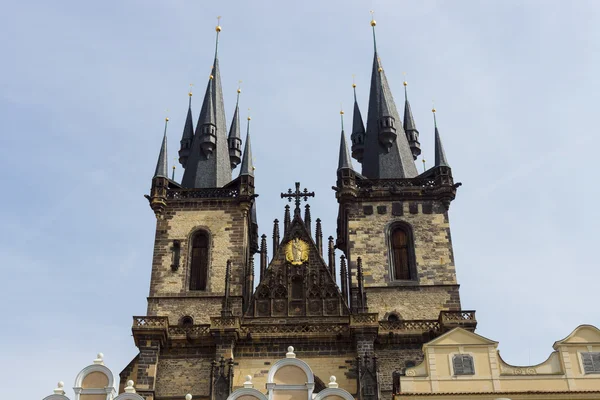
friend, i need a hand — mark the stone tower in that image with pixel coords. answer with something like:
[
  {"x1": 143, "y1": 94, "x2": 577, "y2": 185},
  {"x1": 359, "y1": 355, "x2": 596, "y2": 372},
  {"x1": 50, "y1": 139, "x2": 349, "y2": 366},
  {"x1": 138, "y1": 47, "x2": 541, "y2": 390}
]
[{"x1": 120, "y1": 19, "x2": 476, "y2": 400}]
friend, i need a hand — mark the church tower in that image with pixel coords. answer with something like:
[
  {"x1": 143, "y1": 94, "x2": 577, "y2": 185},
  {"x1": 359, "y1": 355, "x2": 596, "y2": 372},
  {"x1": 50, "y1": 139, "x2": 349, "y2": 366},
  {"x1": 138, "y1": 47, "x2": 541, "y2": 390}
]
[{"x1": 336, "y1": 17, "x2": 467, "y2": 327}]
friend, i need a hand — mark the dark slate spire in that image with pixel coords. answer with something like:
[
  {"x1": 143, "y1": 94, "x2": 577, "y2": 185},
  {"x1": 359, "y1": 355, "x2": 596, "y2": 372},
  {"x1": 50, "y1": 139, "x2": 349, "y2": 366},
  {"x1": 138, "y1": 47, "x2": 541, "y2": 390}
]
[
  {"x1": 328, "y1": 236, "x2": 336, "y2": 278},
  {"x1": 272, "y1": 219, "x2": 280, "y2": 259},
  {"x1": 239, "y1": 116, "x2": 254, "y2": 177},
  {"x1": 433, "y1": 110, "x2": 450, "y2": 167},
  {"x1": 350, "y1": 83, "x2": 366, "y2": 163},
  {"x1": 178, "y1": 90, "x2": 194, "y2": 168},
  {"x1": 362, "y1": 18, "x2": 418, "y2": 179},
  {"x1": 221, "y1": 260, "x2": 232, "y2": 317},
  {"x1": 180, "y1": 24, "x2": 232, "y2": 188},
  {"x1": 340, "y1": 255, "x2": 348, "y2": 306},
  {"x1": 260, "y1": 234, "x2": 267, "y2": 281},
  {"x1": 283, "y1": 205, "x2": 291, "y2": 234},
  {"x1": 228, "y1": 87, "x2": 242, "y2": 169},
  {"x1": 315, "y1": 218, "x2": 323, "y2": 256},
  {"x1": 403, "y1": 81, "x2": 421, "y2": 160},
  {"x1": 356, "y1": 256, "x2": 366, "y2": 313},
  {"x1": 154, "y1": 118, "x2": 169, "y2": 178},
  {"x1": 338, "y1": 111, "x2": 353, "y2": 171},
  {"x1": 304, "y1": 204, "x2": 312, "y2": 235}
]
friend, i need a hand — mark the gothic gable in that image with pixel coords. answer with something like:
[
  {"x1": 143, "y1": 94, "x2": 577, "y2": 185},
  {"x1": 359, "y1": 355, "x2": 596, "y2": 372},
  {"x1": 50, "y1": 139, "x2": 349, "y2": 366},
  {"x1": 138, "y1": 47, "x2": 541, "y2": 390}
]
[{"x1": 248, "y1": 215, "x2": 349, "y2": 318}]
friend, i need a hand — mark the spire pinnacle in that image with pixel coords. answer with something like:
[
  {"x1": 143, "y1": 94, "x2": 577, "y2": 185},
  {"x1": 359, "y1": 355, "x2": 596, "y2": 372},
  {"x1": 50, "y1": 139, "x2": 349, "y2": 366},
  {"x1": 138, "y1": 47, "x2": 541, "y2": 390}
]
[
  {"x1": 214, "y1": 16, "x2": 222, "y2": 58},
  {"x1": 433, "y1": 108, "x2": 450, "y2": 167},
  {"x1": 340, "y1": 106, "x2": 344, "y2": 131},
  {"x1": 189, "y1": 83, "x2": 193, "y2": 106},
  {"x1": 239, "y1": 115, "x2": 254, "y2": 177},
  {"x1": 370, "y1": 11, "x2": 377, "y2": 51},
  {"x1": 178, "y1": 86, "x2": 195, "y2": 168},
  {"x1": 154, "y1": 117, "x2": 169, "y2": 178},
  {"x1": 338, "y1": 121, "x2": 353, "y2": 171},
  {"x1": 228, "y1": 85, "x2": 242, "y2": 169},
  {"x1": 402, "y1": 76, "x2": 421, "y2": 160}
]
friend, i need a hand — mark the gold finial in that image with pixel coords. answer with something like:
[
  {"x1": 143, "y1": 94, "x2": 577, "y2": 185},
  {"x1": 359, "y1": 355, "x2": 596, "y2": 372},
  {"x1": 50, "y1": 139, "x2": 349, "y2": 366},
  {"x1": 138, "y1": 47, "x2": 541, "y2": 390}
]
[
  {"x1": 403, "y1": 72, "x2": 407, "y2": 86},
  {"x1": 216, "y1": 16, "x2": 222, "y2": 32},
  {"x1": 432, "y1": 99, "x2": 436, "y2": 113},
  {"x1": 237, "y1": 80, "x2": 242, "y2": 94},
  {"x1": 247, "y1": 108, "x2": 251, "y2": 121},
  {"x1": 370, "y1": 10, "x2": 376, "y2": 27},
  {"x1": 165, "y1": 109, "x2": 169, "y2": 122},
  {"x1": 352, "y1": 74, "x2": 356, "y2": 88},
  {"x1": 189, "y1": 83, "x2": 194, "y2": 96}
]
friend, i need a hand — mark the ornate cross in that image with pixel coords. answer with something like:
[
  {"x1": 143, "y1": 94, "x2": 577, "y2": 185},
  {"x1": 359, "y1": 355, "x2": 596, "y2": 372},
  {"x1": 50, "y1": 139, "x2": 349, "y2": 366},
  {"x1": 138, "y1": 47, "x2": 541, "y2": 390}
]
[{"x1": 281, "y1": 182, "x2": 315, "y2": 215}]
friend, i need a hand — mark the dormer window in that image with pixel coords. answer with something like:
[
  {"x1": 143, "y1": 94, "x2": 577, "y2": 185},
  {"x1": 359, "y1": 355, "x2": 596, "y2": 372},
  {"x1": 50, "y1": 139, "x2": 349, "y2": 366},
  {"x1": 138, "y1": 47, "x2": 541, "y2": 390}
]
[
  {"x1": 582, "y1": 352, "x2": 600, "y2": 374},
  {"x1": 452, "y1": 354, "x2": 475, "y2": 376}
]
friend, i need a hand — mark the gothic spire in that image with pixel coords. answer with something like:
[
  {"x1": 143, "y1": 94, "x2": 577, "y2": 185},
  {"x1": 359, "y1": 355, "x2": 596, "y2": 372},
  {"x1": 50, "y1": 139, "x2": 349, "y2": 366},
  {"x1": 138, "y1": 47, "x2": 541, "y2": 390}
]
[
  {"x1": 272, "y1": 219, "x2": 280, "y2": 259},
  {"x1": 181, "y1": 22, "x2": 232, "y2": 188},
  {"x1": 154, "y1": 118, "x2": 169, "y2": 178},
  {"x1": 362, "y1": 17, "x2": 418, "y2": 179},
  {"x1": 239, "y1": 116, "x2": 254, "y2": 177},
  {"x1": 403, "y1": 81, "x2": 421, "y2": 160},
  {"x1": 338, "y1": 111, "x2": 353, "y2": 170},
  {"x1": 178, "y1": 89, "x2": 194, "y2": 167},
  {"x1": 351, "y1": 82, "x2": 366, "y2": 163},
  {"x1": 228, "y1": 86, "x2": 242, "y2": 169},
  {"x1": 433, "y1": 109, "x2": 450, "y2": 167}
]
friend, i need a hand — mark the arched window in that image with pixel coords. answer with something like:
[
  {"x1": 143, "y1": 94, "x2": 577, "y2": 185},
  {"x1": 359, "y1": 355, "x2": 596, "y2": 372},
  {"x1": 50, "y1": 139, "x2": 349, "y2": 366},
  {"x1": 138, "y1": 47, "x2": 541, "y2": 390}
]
[
  {"x1": 189, "y1": 230, "x2": 209, "y2": 290},
  {"x1": 180, "y1": 316, "x2": 193, "y2": 326},
  {"x1": 390, "y1": 225, "x2": 414, "y2": 280}
]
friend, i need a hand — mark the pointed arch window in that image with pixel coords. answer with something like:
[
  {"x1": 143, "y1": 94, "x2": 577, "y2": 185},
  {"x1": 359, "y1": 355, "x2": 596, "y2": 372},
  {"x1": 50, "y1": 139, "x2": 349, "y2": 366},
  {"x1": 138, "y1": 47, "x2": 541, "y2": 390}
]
[
  {"x1": 389, "y1": 223, "x2": 415, "y2": 281},
  {"x1": 189, "y1": 230, "x2": 209, "y2": 290}
]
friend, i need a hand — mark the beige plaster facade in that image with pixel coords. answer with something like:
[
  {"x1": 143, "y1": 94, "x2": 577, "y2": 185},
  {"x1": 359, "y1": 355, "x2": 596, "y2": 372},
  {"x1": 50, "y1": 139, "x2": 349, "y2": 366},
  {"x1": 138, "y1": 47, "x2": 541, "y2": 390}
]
[{"x1": 397, "y1": 325, "x2": 600, "y2": 400}]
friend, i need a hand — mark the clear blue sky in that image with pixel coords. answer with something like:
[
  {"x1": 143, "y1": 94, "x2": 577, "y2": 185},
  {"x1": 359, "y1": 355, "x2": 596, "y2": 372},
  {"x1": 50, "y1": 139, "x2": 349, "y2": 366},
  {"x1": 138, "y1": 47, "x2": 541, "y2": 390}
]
[{"x1": 1, "y1": 1, "x2": 599, "y2": 398}]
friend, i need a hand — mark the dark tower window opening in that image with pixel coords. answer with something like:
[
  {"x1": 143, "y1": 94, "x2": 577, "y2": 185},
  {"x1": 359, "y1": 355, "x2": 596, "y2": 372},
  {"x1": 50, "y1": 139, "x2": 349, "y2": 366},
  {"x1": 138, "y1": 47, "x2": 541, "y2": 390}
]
[
  {"x1": 189, "y1": 230, "x2": 209, "y2": 291},
  {"x1": 180, "y1": 316, "x2": 193, "y2": 326},
  {"x1": 387, "y1": 313, "x2": 400, "y2": 322},
  {"x1": 389, "y1": 223, "x2": 415, "y2": 281}
]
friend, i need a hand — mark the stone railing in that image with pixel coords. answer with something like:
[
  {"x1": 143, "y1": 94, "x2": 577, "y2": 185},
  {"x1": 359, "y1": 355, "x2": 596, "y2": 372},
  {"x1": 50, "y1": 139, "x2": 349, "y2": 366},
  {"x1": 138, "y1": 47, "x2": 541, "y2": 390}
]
[
  {"x1": 132, "y1": 316, "x2": 168, "y2": 329},
  {"x1": 439, "y1": 310, "x2": 477, "y2": 331},
  {"x1": 350, "y1": 313, "x2": 379, "y2": 326},
  {"x1": 210, "y1": 316, "x2": 240, "y2": 329},
  {"x1": 168, "y1": 324, "x2": 211, "y2": 337},
  {"x1": 356, "y1": 178, "x2": 437, "y2": 191},
  {"x1": 166, "y1": 187, "x2": 239, "y2": 200},
  {"x1": 241, "y1": 324, "x2": 349, "y2": 336},
  {"x1": 379, "y1": 319, "x2": 440, "y2": 332}
]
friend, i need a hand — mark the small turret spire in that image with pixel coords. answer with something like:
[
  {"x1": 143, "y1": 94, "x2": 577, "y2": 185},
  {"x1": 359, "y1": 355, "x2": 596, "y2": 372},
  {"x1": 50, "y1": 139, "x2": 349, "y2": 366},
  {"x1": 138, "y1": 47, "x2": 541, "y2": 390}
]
[
  {"x1": 328, "y1": 236, "x2": 336, "y2": 278},
  {"x1": 338, "y1": 111, "x2": 353, "y2": 171},
  {"x1": 260, "y1": 234, "x2": 267, "y2": 280},
  {"x1": 351, "y1": 80, "x2": 366, "y2": 163},
  {"x1": 178, "y1": 86, "x2": 194, "y2": 167},
  {"x1": 272, "y1": 219, "x2": 280, "y2": 259},
  {"x1": 433, "y1": 108, "x2": 450, "y2": 167},
  {"x1": 239, "y1": 114, "x2": 254, "y2": 177},
  {"x1": 315, "y1": 218, "x2": 323, "y2": 256},
  {"x1": 403, "y1": 79, "x2": 421, "y2": 160},
  {"x1": 154, "y1": 117, "x2": 169, "y2": 178},
  {"x1": 340, "y1": 255, "x2": 348, "y2": 305},
  {"x1": 228, "y1": 84, "x2": 242, "y2": 169}
]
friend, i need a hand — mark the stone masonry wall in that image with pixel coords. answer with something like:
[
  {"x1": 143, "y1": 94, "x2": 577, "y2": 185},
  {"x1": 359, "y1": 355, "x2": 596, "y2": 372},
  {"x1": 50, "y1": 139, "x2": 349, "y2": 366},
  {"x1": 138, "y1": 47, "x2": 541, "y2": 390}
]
[
  {"x1": 366, "y1": 285, "x2": 461, "y2": 320},
  {"x1": 147, "y1": 296, "x2": 243, "y2": 324},
  {"x1": 347, "y1": 200, "x2": 457, "y2": 288},
  {"x1": 148, "y1": 200, "x2": 248, "y2": 318}
]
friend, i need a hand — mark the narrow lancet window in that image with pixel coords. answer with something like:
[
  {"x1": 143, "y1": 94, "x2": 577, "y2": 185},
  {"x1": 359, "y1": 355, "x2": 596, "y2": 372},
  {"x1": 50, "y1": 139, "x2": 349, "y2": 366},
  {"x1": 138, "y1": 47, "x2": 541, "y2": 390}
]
[
  {"x1": 391, "y1": 226, "x2": 412, "y2": 280},
  {"x1": 189, "y1": 231, "x2": 209, "y2": 290}
]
